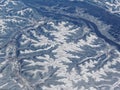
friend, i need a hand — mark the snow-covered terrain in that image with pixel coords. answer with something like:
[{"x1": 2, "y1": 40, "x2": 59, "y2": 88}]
[
  {"x1": 70, "y1": 0, "x2": 120, "y2": 15},
  {"x1": 0, "y1": 0, "x2": 120, "y2": 90}
]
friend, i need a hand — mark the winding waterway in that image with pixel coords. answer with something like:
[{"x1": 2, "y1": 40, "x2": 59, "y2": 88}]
[{"x1": 22, "y1": 0, "x2": 120, "y2": 50}]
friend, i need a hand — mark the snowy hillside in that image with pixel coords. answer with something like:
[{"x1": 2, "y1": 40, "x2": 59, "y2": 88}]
[
  {"x1": 70, "y1": 0, "x2": 120, "y2": 15},
  {"x1": 0, "y1": 0, "x2": 120, "y2": 90}
]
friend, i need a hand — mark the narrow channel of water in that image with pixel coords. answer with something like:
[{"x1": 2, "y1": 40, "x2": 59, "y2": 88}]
[{"x1": 21, "y1": 0, "x2": 120, "y2": 50}]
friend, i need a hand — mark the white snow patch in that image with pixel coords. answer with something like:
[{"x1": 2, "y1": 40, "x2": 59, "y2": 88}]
[
  {"x1": 0, "y1": 19, "x2": 6, "y2": 34},
  {"x1": 17, "y1": 8, "x2": 33, "y2": 16}
]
